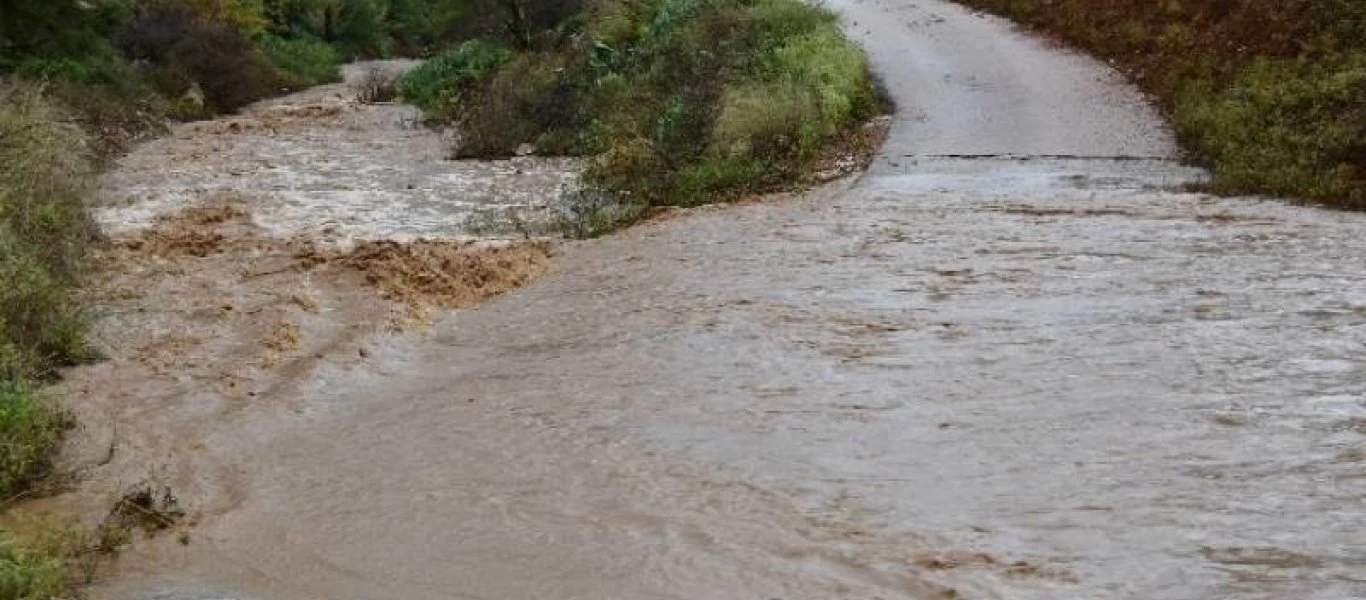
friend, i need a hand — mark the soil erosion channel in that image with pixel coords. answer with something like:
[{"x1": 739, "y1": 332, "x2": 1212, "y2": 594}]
[{"x1": 70, "y1": 1, "x2": 1366, "y2": 599}]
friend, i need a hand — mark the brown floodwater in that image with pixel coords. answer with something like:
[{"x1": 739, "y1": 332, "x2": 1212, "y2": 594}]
[{"x1": 70, "y1": 1, "x2": 1366, "y2": 599}]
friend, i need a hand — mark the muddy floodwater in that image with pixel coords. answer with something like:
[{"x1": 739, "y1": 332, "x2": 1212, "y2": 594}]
[
  {"x1": 54, "y1": 1, "x2": 1366, "y2": 599},
  {"x1": 97, "y1": 61, "x2": 577, "y2": 242}
]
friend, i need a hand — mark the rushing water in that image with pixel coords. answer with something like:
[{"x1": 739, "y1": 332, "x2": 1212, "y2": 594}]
[
  {"x1": 96, "y1": 61, "x2": 577, "y2": 244},
  {"x1": 84, "y1": 2, "x2": 1365, "y2": 599}
]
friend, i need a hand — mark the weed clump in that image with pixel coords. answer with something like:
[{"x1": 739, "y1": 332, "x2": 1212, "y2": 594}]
[
  {"x1": 0, "y1": 382, "x2": 66, "y2": 500},
  {"x1": 0, "y1": 530, "x2": 65, "y2": 600}
]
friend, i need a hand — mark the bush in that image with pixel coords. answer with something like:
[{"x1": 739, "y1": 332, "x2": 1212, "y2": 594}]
[
  {"x1": 1175, "y1": 56, "x2": 1366, "y2": 206},
  {"x1": 0, "y1": 531, "x2": 65, "y2": 600},
  {"x1": 260, "y1": 34, "x2": 342, "y2": 87},
  {"x1": 420, "y1": 0, "x2": 880, "y2": 216},
  {"x1": 454, "y1": 51, "x2": 585, "y2": 157},
  {"x1": 0, "y1": 382, "x2": 65, "y2": 498},
  {"x1": 397, "y1": 40, "x2": 511, "y2": 116},
  {"x1": 119, "y1": 2, "x2": 285, "y2": 114},
  {"x1": 0, "y1": 85, "x2": 93, "y2": 379}
]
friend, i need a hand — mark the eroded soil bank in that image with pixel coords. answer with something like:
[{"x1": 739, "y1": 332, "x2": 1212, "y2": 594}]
[{"x1": 33, "y1": 4, "x2": 1366, "y2": 600}]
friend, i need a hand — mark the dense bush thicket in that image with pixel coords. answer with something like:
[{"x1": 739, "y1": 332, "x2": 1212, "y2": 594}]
[
  {"x1": 956, "y1": 0, "x2": 1366, "y2": 208},
  {"x1": 401, "y1": 0, "x2": 881, "y2": 223}
]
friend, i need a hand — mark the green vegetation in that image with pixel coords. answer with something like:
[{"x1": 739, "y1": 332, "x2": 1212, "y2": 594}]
[
  {"x1": 261, "y1": 34, "x2": 344, "y2": 87},
  {"x1": 0, "y1": 85, "x2": 91, "y2": 504},
  {"x1": 0, "y1": 484, "x2": 182, "y2": 599},
  {"x1": 0, "y1": 531, "x2": 65, "y2": 600},
  {"x1": 956, "y1": 0, "x2": 1366, "y2": 208},
  {"x1": 0, "y1": 90, "x2": 83, "y2": 599},
  {"x1": 0, "y1": 382, "x2": 66, "y2": 501},
  {"x1": 397, "y1": 40, "x2": 511, "y2": 117},
  {"x1": 401, "y1": 0, "x2": 883, "y2": 229}
]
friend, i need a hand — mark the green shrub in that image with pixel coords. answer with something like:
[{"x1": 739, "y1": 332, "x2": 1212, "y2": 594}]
[
  {"x1": 712, "y1": 81, "x2": 817, "y2": 161},
  {"x1": 0, "y1": 531, "x2": 65, "y2": 600},
  {"x1": 0, "y1": 87, "x2": 93, "y2": 378},
  {"x1": 0, "y1": 382, "x2": 65, "y2": 498},
  {"x1": 420, "y1": 0, "x2": 879, "y2": 217},
  {"x1": 397, "y1": 40, "x2": 511, "y2": 115},
  {"x1": 453, "y1": 51, "x2": 584, "y2": 157},
  {"x1": 260, "y1": 34, "x2": 342, "y2": 87},
  {"x1": 1175, "y1": 55, "x2": 1366, "y2": 206},
  {"x1": 764, "y1": 30, "x2": 877, "y2": 130}
]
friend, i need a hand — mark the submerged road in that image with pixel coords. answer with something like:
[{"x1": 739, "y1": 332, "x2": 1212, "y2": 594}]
[{"x1": 99, "y1": 0, "x2": 1365, "y2": 598}]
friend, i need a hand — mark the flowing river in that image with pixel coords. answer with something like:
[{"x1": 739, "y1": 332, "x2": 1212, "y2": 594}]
[{"x1": 75, "y1": 0, "x2": 1366, "y2": 598}]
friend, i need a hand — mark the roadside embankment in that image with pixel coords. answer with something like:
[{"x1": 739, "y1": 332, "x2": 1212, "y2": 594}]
[{"x1": 952, "y1": 0, "x2": 1366, "y2": 208}]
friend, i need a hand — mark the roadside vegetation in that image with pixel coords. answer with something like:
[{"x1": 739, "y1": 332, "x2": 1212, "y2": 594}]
[
  {"x1": 0, "y1": 82, "x2": 93, "y2": 600},
  {"x1": 400, "y1": 0, "x2": 885, "y2": 232},
  {"x1": 956, "y1": 0, "x2": 1366, "y2": 208}
]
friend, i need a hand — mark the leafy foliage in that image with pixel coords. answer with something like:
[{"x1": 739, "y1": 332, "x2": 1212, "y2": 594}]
[
  {"x1": 1176, "y1": 56, "x2": 1366, "y2": 205},
  {"x1": 0, "y1": 532, "x2": 65, "y2": 600},
  {"x1": 419, "y1": 0, "x2": 880, "y2": 217},
  {"x1": 0, "y1": 84, "x2": 93, "y2": 381},
  {"x1": 260, "y1": 33, "x2": 342, "y2": 86},
  {"x1": 397, "y1": 40, "x2": 510, "y2": 115}
]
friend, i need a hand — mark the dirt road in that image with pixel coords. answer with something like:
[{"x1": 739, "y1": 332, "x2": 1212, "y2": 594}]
[{"x1": 73, "y1": 1, "x2": 1364, "y2": 599}]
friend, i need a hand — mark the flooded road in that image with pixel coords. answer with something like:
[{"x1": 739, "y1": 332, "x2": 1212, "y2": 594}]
[{"x1": 81, "y1": 1, "x2": 1364, "y2": 599}]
